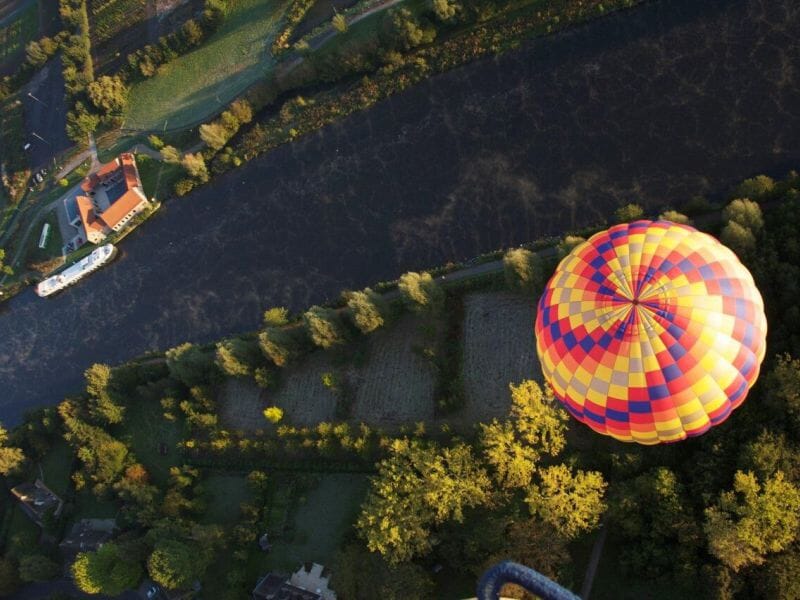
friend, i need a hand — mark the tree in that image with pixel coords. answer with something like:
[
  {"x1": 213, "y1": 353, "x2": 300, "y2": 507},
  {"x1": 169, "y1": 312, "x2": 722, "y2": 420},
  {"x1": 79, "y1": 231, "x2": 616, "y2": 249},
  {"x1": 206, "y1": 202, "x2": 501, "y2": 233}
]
[
  {"x1": 263, "y1": 306, "x2": 289, "y2": 326},
  {"x1": 432, "y1": 0, "x2": 460, "y2": 21},
  {"x1": 0, "y1": 249, "x2": 12, "y2": 275},
  {"x1": 229, "y1": 99, "x2": 253, "y2": 124},
  {"x1": 0, "y1": 556, "x2": 20, "y2": 596},
  {"x1": 503, "y1": 248, "x2": 545, "y2": 294},
  {"x1": 735, "y1": 174, "x2": 775, "y2": 201},
  {"x1": 148, "y1": 134, "x2": 164, "y2": 149},
  {"x1": 346, "y1": 288, "x2": 387, "y2": 334},
  {"x1": 160, "y1": 145, "x2": 181, "y2": 164},
  {"x1": 332, "y1": 13, "x2": 348, "y2": 33},
  {"x1": 526, "y1": 464, "x2": 607, "y2": 539},
  {"x1": 181, "y1": 18, "x2": 204, "y2": 46},
  {"x1": 766, "y1": 355, "x2": 800, "y2": 436},
  {"x1": 85, "y1": 363, "x2": 124, "y2": 424},
  {"x1": 26, "y1": 40, "x2": 48, "y2": 66},
  {"x1": 608, "y1": 467, "x2": 702, "y2": 577},
  {"x1": 215, "y1": 338, "x2": 261, "y2": 377},
  {"x1": 87, "y1": 75, "x2": 128, "y2": 115},
  {"x1": 199, "y1": 122, "x2": 230, "y2": 150},
  {"x1": 165, "y1": 342, "x2": 218, "y2": 387},
  {"x1": 263, "y1": 406, "x2": 283, "y2": 423},
  {"x1": 722, "y1": 198, "x2": 764, "y2": 232},
  {"x1": 72, "y1": 543, "x2": 143, "y2": 595},
  {"x1": 18, "y1": 554, "x2": 60, "y2": 582},
  {"x1": 658, "y1": 210, "x2": 691, "y2": 224},
  {"x1": 482, "y1": 519, "x2": 570, "y2": 582},
  {"x1": 147, "y1": 539, "x2": 200, "y2": 589},
  {"x1": 704, "y1": 471, "x2": 800, "y2": 571},
  {"x1": 258, "y1": 326, "x2": 300, "y2": 367},
  {"x1": 65, "y1": 104, "x2": 99, "y2": 142},
  {"x1": 556, "y1": 235, "x2": 585, "y2": 259},
  {"x1": 356, "y1": 438, "x2": 490, "y2": 563},
  {"x1": 333, "y1": 544, "x2": 434, "y2": 600},
  {"x1": 389, "y1": 8, "x2": 433, "y2": 50},
  {"x1": 303, "y1": 305, "x2": 346, "y2": 348},
  {"x1": 757, "y1": 547, "x2": 800, "y2": 600},
  {"x1": 720, "y1": 221, "x2": 756, "y2": 257},
  {"x1": 398, "y1": 271, "x2": 443, "y2": 312},
  {"x1": 614, "y1": 203, "x2": 645, "y2": 223},
  {"x1": 0, "y1": 423, "x2": 25, "y2": 475},
  {"x1": 181, "y1": 153, "x2": 208, "y2": 182}
]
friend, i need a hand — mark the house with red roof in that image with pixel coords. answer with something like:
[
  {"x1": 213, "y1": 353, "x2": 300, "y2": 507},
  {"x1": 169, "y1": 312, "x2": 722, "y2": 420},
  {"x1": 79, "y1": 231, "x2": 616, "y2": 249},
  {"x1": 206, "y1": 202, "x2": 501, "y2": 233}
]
[{"x1": 74, "y1": 153, "x2": 151, "y2": 245}]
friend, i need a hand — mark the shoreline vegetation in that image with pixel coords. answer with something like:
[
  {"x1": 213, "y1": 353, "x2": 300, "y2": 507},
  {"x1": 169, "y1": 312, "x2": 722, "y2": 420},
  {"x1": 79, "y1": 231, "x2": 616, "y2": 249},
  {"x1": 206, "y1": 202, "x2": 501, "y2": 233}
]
[{"x1": 0, "y1": 169, "x2": 799, "y2": 598}]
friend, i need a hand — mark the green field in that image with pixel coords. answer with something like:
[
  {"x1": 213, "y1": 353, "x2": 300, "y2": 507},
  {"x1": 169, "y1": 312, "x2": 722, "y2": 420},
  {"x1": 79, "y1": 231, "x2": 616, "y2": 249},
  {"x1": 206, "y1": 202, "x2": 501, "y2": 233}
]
[
  {"x1": 0, "y1": 0, "x2": 39, "y2": 66},
  {"x1": 124, "y1": 0, "x2": 291, "y2": 131},
  {"x1": 121, "y1": 395, "x2": 184, "y2": 487},
  {"x1": 90, "y1": 0, "x2": 147, "y2": 44},
  {"x1": 203, "y1": 473, "x2": 252, "y2": 524},
  {"x1": 136, "y1": 153, "x2": 183, "y2": 200}
]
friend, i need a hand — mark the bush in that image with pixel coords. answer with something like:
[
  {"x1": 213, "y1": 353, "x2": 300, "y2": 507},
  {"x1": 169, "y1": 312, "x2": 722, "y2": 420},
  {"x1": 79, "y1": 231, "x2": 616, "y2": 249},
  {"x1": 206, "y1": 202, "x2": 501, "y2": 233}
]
[
  {"x1": 735, "y1": 175, "x2": 775, "y2": 201},
  {"x1": 658, "y1": 210, "x2": 691, "y2": 225},
  {"x1": 303, "y1": 306, "x2": 347, "y2": 348},
  {"x1": 722, "y1": 198, "x2": 764, "y2": 233},
  {"x1": 614, "y1": 203, "x2": 644, "y2": 223},
  {"x1": 398, "y1": 271, "x2": 443, "y2": 312},
  {"x1": 503, "y1": 248, "x2": 545, "y2": 294}
]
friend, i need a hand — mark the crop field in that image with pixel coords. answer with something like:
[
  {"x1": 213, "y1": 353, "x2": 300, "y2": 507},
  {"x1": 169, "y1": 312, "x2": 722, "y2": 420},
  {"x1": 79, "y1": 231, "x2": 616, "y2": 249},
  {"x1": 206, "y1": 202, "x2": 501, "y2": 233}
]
[
  {"x1": 456, "y1": 291, "x2": 541, "y2": 426},
  {"x1": 124, "y1": 0, "x2": 292, "y2": 131},
  {"x1": 353, "y1": 315, "x2": 436, "y2": 426},
  {"x1": 90, "y1": 0, "x2": 147, "y2": 45},
  {"x1": 0, "y1": 0, "x2": 38, "y2": 68}
]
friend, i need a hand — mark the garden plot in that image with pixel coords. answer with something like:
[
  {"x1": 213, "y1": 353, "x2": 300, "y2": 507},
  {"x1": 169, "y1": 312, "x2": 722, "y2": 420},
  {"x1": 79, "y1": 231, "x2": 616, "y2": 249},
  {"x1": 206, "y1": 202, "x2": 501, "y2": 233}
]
[
  {"x1": 219, "y1": 377, "x2": 264, "y2": 431},
  {"x1": 353, "y1": 314, "x2": 436, "y2": 426},
  {"x1": 267, "y1": 352, "x2": 339, "y2": 426},
  {"x1": 458, "y1": 291, "x2": 541, "y2": 425}
]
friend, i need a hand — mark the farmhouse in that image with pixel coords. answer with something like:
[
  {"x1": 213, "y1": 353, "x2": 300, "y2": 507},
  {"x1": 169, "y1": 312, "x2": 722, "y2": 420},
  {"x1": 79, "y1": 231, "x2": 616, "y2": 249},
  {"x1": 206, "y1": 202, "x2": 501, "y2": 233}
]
[
  {"x1": 253, "y1": 563, "x2": 336, "y2": 600},
  {"x1": 72, "y1": 153, "x2": 151, "y2": 245},
  {"x1": 10, "y1": 479, "x2": 64, "y2": 527}
]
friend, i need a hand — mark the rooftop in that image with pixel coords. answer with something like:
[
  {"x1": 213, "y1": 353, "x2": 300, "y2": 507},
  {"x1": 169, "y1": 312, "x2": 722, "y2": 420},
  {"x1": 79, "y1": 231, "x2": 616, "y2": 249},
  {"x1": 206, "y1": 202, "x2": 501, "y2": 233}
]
[{"x1": 252, "y1": 574, "x2": 322, "y2": 600}]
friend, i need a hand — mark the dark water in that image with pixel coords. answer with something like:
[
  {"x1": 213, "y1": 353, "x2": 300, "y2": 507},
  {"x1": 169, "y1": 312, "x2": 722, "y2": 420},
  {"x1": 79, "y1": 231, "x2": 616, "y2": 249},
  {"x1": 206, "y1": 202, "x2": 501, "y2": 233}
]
[{"x1": 2, "y1": 0, "x2": 799, "y2": 424}]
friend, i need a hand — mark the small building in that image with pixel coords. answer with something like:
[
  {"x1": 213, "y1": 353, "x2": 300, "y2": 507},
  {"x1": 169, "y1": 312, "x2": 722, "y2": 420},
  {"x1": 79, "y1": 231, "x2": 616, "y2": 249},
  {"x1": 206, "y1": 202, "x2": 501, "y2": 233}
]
[
  {"x1": 74, "y1": 153, "x2": 151, "y2": 244},
  {"x1": 10, "y1": 479, "x2": 64, "y2": 527},
  {"x1": 59, "y1": 518, "x2": 116, "y2": 559},
  {"x1": 252, "y1": 564, "x2": 336, "y2": 600}
]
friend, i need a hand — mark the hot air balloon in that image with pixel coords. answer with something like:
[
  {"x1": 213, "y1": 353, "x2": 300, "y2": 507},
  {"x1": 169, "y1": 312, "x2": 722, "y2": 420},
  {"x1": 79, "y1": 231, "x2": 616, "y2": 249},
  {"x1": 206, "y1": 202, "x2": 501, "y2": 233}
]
[{"x1": 535, "y1": 220, "x2": 767, "y2": 445}]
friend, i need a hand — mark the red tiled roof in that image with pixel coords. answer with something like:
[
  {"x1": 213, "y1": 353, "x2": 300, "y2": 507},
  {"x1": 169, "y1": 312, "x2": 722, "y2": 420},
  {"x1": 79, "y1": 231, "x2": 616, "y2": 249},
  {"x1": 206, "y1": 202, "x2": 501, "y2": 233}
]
[
  {"x1": 78, "y1": 153, "x2": 148, "y2": 231},
  {"x1": 76, "y1": 195, "x2": 104, "y2": 234}
]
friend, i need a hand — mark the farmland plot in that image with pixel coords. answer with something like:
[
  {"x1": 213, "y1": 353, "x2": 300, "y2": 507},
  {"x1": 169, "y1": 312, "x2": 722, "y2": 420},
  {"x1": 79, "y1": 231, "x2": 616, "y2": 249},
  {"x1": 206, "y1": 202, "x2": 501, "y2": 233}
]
[
  {"x1": 457, "y1": 291, "x2": 541, "y2": 425},
  {"x1": 90, "y1": 0, "x2": 147, "y2": 45},
  {"x1": 267, "y1": 352, "x2": 339, "y2": 426},
  {"x1": 353, "y1": 315, "x2": 436, "y2": 426},
  {"x1": 219, "y1": 376, "x2": 264, "y2": 431}
]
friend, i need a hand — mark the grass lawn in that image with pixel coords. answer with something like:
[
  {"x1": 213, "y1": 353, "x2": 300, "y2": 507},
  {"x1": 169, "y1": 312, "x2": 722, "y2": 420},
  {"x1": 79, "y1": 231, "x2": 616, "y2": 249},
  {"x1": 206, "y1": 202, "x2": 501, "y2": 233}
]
[
  {"x1": 21, "y1": 210, "x2": 64, "y2": 272},
  {"x1": 0, "y1": 0, "x2": 39, "y2": 66},
  {"x1": 71, "y1": 489, "x2": 119, "y2": 521},
  {"x1": 2, "y1": 505, "x2": 39, "y2": 559},
  {"x1": 39, "y1": 439, "x2": 75, "y2": 497},
  {"x1": 124, "y1": 0, "x2": 292, "y2": 131},
  {"x1": 120, "y1": 397, "x2": 185, "y2": 487},
  {"x1": 203, "y1": 473, "x2": 252, "y2": 524},
  {"x1": 264, "y1": 473, "x2": 368, "y2": 572},
  {"x1": 135, "y1": 153, "x2": 182, "y2": 200}
]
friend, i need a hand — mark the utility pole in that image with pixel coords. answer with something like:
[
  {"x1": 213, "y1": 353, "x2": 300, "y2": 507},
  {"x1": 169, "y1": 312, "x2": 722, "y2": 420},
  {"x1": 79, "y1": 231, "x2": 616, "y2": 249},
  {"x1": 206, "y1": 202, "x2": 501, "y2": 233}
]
[{"x1": 27, "y1": 91, "x2": 47, "y2": 106}]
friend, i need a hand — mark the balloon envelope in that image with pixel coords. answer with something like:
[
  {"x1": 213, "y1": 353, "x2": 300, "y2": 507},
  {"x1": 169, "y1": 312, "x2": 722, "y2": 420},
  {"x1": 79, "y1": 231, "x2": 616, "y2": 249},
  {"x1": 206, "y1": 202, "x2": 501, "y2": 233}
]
[{"x1": 535, "y1": 220, "x2": 767, "y2": 444}]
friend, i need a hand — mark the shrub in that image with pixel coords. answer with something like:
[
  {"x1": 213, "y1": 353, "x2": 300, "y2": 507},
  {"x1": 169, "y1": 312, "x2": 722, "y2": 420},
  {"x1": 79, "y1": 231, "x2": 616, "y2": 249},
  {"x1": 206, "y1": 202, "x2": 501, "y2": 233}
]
[{"x1": 614, "y1": 203, "x2": 645, "y2": 223}]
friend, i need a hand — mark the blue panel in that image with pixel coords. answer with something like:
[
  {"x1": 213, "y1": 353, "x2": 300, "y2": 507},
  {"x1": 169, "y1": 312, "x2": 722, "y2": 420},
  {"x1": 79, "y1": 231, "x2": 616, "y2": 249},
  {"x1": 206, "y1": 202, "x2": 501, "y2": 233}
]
[
  {"x1": 549, "y1": 323, "x2": 562, "y2": 340},
  {"x1": 579, "y1": 336, "x2": 595, "y2": 353},
  {"x1": 596, "y1": 241, "x2": 613, "y2": 254},
  {"x1": 562, "y1": 331, "x2": 577, "y2": 349},
  {"x1": 598, "y1": 332, "x2": 613, "y2": 349},
  {"x1": 584, "y1": 409, "x2": 606, "y2": 424},
  {"x1": 590, "y1": 255, "x2": 605, "y2": 269},
  {"x1": 606, "y1": 408, "x2": 628, "y2": 421},
  {"x1": 668, "y1": 343, "x2": 687, "y2": 361},
  {"x1": 649, "y1": 384, "x2": 670, "y2": 400},
  {"x1": 662, "y1": 364, "x2": 682, "y2": 382},
  {"x1": 699, "y1": 264, "x2": 714, "y2": 279},
  {"x1": 629, "y1": 401, "x2": 651, "y2": 413}
]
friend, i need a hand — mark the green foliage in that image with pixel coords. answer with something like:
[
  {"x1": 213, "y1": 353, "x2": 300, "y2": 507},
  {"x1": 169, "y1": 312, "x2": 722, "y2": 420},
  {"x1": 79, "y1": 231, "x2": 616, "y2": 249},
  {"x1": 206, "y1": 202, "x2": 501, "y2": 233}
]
[
  {"x1": 0, "y1": 556, "x2": 20, "y2": 596},
  {"x1": 398, "y1": 271, "x2": 443, "y2": 312},
  {"x1": 148, "y1": 134, "x2": 165, "y2": 149},
  {"x1": 303, "y1": 305, "x2": 347, "y2": 348},
  {"x1": 346, "y1": 288, "x2": 387, "y2": 334},
  {"x1": 181, "y1": 152, "x2": 209, "y2": 182},
  {"x1": 614, "y1": 203, "x2": 645, "y2": 223},
  {"x1": 259, "y1": 326, "x2": 302, "y2": 367},
  {"x1": 735, "y1": 174, "x2": 775, "y2": 201},
  {"x1": 18, "y1": 554, "x2": 60, "y2": 582},
  {"x1": 84, "y1": 363, "x2": 125, "y2": 424},
  {"x1": 263, "y1": 306, "x2": 289, "y2": 326},
  {"x1": 0, "y1": 248, "x2": 12, "y2": 275},
  {"x1": 160, "y1": 145, "x2": 181, "y2": 164},
  {"x1": 0, "y1": 423, "x2": 25, "y2": 475},
  {"x1": 388, "y1": 8, "x2": 435, "y2": 51},
  {"x1": 333, "y1": 544, "x2": 434, "y2": 600},
  {"x1": 609, "y1": 467, "x2": 701, "y2": 578},
  {"x1": 72, "y1": 543, "x2": 143, "y2": 595},
  {"x1": 481, "y1": 519, "x2": 570, "y2": 582},
  {"x1": 432, "y1": 0, "x2": 461, "y2": 21},
  {"x1": 704, "y1": 471, "x2": 800, "y2": 571},
  {"x1": 556, "y1": 235, "x2": 585, "y2": 259},
  {"x1": 356, "y1": 438, "x2": 490, "y2": 563},
  {"x1": 503, "y1": 247, "x2": 545, "y2": 294},
  {"x1": 215, "y1": 337, "x2": 262, "y2": 377},
  {"x1": 766, "y1": 355, "x2": 800, "y2": 436},
  {"x1": 658, "y1": 209, "x2": 691, "y2": 224},
  {"x1": 720, "y1": 221, "x2": 756, "y2": 257},
  {"x1": 526, "y1": 464, "x2": 606, "y2": 539},
  {"x1": 263, "y1": 406, "x2": 283, "y2": 423},
  {"x1": 332, "y1": 13, "x2": 348, "y2": 33},
  {"x1": 147, "y1": 539, "x2": 200, "y2": 589},
  {"x1": 757, "y1": 547, "x2": 800, "y2": 600},
  {"x1": 87, "y1": 75, "x2": 128, "y2": 117},
  {"x1": 722, "y1": 198, "x2": 764, "y2": 232},
  {"x1": 165, "y1": 342, "x2": 218, "y2": 387}
]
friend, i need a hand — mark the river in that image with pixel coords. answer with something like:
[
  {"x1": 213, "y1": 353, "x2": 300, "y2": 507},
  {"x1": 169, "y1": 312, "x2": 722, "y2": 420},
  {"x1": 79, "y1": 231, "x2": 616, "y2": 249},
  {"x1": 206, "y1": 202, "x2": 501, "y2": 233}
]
[{"x1": 1, "y1": 0, "x2": 799, "y2": 424}]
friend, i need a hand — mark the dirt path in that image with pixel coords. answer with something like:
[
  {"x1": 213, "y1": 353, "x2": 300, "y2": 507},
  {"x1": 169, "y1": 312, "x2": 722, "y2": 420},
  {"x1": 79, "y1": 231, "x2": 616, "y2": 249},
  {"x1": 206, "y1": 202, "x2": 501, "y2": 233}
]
[
  {"x1": 580, "y1": 525, "x2": 608, "y2": 599},
  {"x1": 145, "y1": 0, "x2": 158, "y2": 43}
]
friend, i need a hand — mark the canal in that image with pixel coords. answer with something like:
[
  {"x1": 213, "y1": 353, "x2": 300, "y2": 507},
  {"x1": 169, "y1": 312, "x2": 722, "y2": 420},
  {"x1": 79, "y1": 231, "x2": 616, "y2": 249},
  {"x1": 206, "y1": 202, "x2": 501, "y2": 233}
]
[{"x1": 1, "y1": 0, "x2": 799, "y2": 423}]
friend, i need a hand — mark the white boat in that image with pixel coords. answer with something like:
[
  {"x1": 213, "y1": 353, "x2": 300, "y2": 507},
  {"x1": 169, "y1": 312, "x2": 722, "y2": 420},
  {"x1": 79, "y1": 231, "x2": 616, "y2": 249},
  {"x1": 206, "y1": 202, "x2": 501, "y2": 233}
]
[{"x1": 36, "y1": 244, "x2": 117, "y2": 297}]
